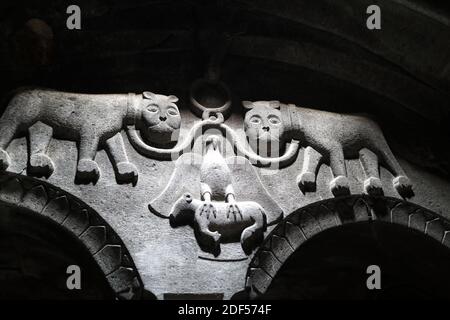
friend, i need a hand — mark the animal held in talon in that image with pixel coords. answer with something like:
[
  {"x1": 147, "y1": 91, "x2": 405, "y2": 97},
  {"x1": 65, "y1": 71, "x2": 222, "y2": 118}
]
[
  {"x1": 169, "y1": 193, "x2": 267, "y2": 256},
  {"x1": 243, "y1": 100, "x2": 413, "y2": 198},
  {"x1": 148, "y1": 134, "x2": 281, "y2": 256},
  {"x1": 0, "y1": 89, "x2": 181, "y2": 184},
  {"x1": 171, "y1": 136, "x2": 268, "y2": 256}
]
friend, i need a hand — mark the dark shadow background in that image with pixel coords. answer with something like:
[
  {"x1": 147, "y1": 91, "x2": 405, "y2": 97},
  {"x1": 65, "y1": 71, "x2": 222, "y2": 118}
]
[
  {"x1": 0, "y1": 0, "x2": 449, "y2": 300},
  {"x1": 0, "y1": 0, "x2": 449, "y2": 178},
  {"x1": 0, "y1": 203, "x2": 115, "y2": 299},
  {"x1": 261, "y1": 221, "x2": 450, "y2": 299}
]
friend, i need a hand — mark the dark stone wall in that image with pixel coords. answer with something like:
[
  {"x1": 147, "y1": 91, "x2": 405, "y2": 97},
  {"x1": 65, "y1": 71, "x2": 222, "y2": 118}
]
[
  {"x1": 261, "y1": 221, "x2": 450, "y2": 299},
  {"x1": 0, "y1": 0, "x2": 449, "y2": 175}
]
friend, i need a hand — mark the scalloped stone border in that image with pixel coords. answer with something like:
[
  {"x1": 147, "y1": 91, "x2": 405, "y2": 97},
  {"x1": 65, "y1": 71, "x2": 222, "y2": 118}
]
[
  {"x1": 245, "y1": 195, "x2": 450, "y2": 299},
  {"x1": 0, "y1": 172, "x2": 144, "y2": 300}
]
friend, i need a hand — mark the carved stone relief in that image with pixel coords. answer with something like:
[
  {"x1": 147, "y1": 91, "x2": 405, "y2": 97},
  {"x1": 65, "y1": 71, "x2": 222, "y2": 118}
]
[
  {"x1": 149, "y1": 135, "x2": 283, "y2": 257},
  {"x1": 0, "y1": 85, "x2": 433, "y2": 299},
  {"x1": 246, "y1": 195, "x2": 450, "y2": 299},
  {"x1": 0, "y1": 89, "x2": 181, "y2": 184},
  {"x1": 243, "y1": 100, "x2": 414, "y2": 198},
  {"x1": 0, "y1": 172, "x2": 143, "y2": 300}
]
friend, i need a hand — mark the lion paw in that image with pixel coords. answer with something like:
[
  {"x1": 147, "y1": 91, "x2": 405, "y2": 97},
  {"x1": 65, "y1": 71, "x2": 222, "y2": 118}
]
[
  {"x1": 116, "y1": 162, "x2": 138, "y2": 184},
  {"x1": 297, "y1": 171, "x2": 316, "y2": 192},
  {"x1": 76, "y1": 159, "x2": 100, "y2": 184},
  {"x1": 29, "y1": 153, "x2": 54, "y2": 178},
  {"x1": 330, "y1": 175, "x2": 350, "y2": 197},
  {"x1": 393, "y1": 175, "x2": 414, "y2": 198},
  {"x1": 364, "y1": 177, "x2": 383, "y2": 196},
  {"x1": 0, "y1": 149, "x2": 11, "y2": 171}
]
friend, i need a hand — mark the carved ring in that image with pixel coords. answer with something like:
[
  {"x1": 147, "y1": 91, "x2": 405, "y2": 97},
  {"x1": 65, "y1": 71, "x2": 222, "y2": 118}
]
[{"x1": 189, "y1": 78, "x2": 232, "y2": 119}]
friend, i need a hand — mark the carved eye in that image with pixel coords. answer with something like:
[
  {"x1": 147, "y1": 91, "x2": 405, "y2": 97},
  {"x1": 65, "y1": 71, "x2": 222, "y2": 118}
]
[
  {"x1": 268, "y1": 115, "x2": 281, "y2": 125},
  {"x1": 147, "y1": 105, "x2": 159, "y2": 113},
  {"x1": 250, "y1": 116, "x2": 262, "y2": 125},
  {"x1": 167, "y1": 107, "x2": 179, "y2": 116}
]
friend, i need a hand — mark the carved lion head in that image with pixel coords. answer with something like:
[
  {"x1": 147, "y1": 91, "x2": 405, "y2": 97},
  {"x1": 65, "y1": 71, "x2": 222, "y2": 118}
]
[
  {"x1": 138, "y1": 92, "x2": 181, "y2": 146},
  {"x1": 243, "y1": 100, "x2": 286, "y2": 156}
]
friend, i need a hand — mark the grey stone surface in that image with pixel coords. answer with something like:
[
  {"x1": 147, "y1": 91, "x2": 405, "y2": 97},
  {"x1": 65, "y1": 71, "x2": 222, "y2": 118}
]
[
  {"x1": 0, "y1": 89, "x2": 449, "y2": 299},
  {"x1": 243, "y1": 100, "x2": 413, "y2": 198},
  {"x1": 0, "y1": 89, "x2": 181, "y2": 184},
  {"x1": 0, "y1": 173, "x2": 143, "y2": 299},
  {"x1": 247, "y1": 195, "x2": 450, "y2": 299}
]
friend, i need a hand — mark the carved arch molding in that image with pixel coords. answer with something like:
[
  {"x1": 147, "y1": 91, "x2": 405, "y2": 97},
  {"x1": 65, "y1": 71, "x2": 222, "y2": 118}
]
[
  {"x1": 0, "y1": 172, "x2": 143, "y2": 300},
  {"x1": 2, "y1": 171, "x2": 450, "y2": 300},
  {"x1": 245, "y1": 195, "x2": 450, "y2": 299}
]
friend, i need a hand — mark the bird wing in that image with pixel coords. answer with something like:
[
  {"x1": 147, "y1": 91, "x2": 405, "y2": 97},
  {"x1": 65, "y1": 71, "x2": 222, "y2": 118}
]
[
  {"x1": 226, "y1": 156, "x2": 284, "y2": 225},
  {"x1": 148, "y1": 152, "x2": 202, "y2": 218}
]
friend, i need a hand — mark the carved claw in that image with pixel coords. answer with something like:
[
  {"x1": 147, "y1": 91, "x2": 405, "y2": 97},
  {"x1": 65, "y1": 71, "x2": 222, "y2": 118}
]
[
  {"x1": 227, "y1": 203, "x2": 243, "y2": 221},
  {"x1": 116, "y1": 161, "x2": 138, "y2": 184},
  {"x1": 29, "y1": 153, "x2": 55, "y2": 178},
  {"x1": 76, "y1": 159, "x2": 100, "y2": 184},
  {"x1": 330, "y1": 175, "x2": 350, "y2": 197},
  {"x1": 393, "y1": 175, "x2": 414, "y2": 198},
  {"x1": 0, "y1": 149, "x2": 11, "y2": 171},
  {"x1": 364, "y1": 177, "x2": 383, "y2": 196},
  {"x1": 297, "y1": 171, "x2": 316, "y2": 192},
  {"x1": 198, "y1": 202, "x2": 217, "y2": 219}
]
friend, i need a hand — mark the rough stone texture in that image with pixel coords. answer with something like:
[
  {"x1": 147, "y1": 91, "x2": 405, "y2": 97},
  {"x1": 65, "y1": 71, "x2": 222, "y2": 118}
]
[
  {"x1": 0, "y1": 89, "x2": 180, "y2": 184},
  {"x1": 247, "y1": 196, "x2": 450, "y2": 299},
  {"x1": 0, "y1": 173, "x2": 143, "y2": 299},
  {"x1": 1, "y1": 98, "x2": 450, "y2": 299},
  {"x1": 243, "y1": 100, "x2": 413, "y2": 198},
  {"x1": 0, "y1": 0, "x2": 449, "y2": 300}
]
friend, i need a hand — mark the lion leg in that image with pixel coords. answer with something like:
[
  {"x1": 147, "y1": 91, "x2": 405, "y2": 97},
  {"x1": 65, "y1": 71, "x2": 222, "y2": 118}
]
[
  {"x1": 28, "y1": 122, "x2": 55, "y2": 178},
  {"x1": 297, "y1": 146, "x2": 322, "y2": 193},
  {"x1": 329, "y1": 145, "x2": 350, "y2": 197},
  {"x1": 377, "y1": 145, "x2": 413, "y2": 198},
  {"x1": 359, "y1": 148, "x2": 382, "y2": 196},
  {"x1": 106, "y1": 132, "x2": 138, "y2": 185},
  {"x1": 76, "y1": 132, "x2": 100, "y2": 184}
]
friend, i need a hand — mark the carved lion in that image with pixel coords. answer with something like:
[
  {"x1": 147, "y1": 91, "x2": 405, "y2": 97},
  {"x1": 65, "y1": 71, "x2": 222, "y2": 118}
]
[
  {"x1": 243, "y1": 100, "x2": 413, "y2": 198},
  {"x1": 0, "y1": 89, "x2": 180, "y2": 184}
]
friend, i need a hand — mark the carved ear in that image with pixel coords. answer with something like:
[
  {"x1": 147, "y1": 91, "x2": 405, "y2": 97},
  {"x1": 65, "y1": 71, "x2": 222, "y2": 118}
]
[
  {"x1": 143, "y1": 91, "x2": 156, "y2": 100},
  {"x1": 242, "y1": 101, "x2": 254, "y2": 110},
  {"x1": 269, "y1": 100, "x2": 280, "y2": 109},
  {"x1": 168, "y1": 95, "x2": 179, "y2": 103}
]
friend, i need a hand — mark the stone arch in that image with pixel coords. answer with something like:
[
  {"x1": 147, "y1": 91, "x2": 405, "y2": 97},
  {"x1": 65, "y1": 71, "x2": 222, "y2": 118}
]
[
  {"x1": 0, "y1": 172, "x2": 144, "y2": 300},
  {"x1": 245, "y1": 195, "x2": 450, "y2": 298}
]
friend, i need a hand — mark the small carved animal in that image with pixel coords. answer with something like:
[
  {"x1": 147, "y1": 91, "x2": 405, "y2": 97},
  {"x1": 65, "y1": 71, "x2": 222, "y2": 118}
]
[
  {"x1": 243, "y1": 100, "x2": 413, "y2": 198},
  {"x1": 169, "y1": 193, "x2": 267, "y2": 256},
  {"x1": 0, "y1": 89, "x2": 180, "y2": 184}
]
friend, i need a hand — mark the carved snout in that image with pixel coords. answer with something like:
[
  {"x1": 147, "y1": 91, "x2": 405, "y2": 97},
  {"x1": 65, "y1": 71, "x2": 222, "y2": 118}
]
[
  {"x1": 183, "y1": 192, "x2": 193, "y2": 203},
  {"x1": 169, "y1": 193, "x2": 196, "y2": 227}
]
